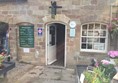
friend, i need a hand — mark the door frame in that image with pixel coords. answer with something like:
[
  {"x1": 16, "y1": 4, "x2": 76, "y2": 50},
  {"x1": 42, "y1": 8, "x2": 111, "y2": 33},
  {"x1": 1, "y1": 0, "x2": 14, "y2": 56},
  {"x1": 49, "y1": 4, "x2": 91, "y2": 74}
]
[{"x1": 45, "y1": 22, "x2": 67, "y2": 67}]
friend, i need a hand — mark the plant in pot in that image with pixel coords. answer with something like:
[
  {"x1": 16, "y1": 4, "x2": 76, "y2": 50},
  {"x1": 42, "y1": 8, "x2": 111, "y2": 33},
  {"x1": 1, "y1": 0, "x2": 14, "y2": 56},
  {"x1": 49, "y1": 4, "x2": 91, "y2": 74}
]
[
  {"x1": 83, "y1": 60, "x2": 117, "y2": 83},
  {"x1": 84, "y1": 67, "x2": 110, "y2": 83},
  {"x1": 108, "y1": 17, "x2": 118, "y2": 38},
  {"x1": 0, "y1": 50, "x2": 7, "y2": 68},
  {"x1": 0, "y1": 55, "x2": 4, "y2": 68}
]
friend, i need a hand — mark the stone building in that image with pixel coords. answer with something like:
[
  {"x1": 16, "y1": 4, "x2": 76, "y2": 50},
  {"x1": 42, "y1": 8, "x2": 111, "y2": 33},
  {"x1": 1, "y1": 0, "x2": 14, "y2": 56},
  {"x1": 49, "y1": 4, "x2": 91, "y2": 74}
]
[{"x1": 0, "y1": 0, "x2": 118, "y2": 68}]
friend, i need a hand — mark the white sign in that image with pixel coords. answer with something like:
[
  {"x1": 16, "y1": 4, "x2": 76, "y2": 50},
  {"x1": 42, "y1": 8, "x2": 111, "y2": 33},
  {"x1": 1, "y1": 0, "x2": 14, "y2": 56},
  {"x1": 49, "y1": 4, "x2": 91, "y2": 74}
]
[
  {"x1": 23, "y1": 48, "x2": 30, "y2": 53},
  {"x1": 69, "y1": 21, "x2": 76, "y2": 28},
  {"x1": 70, "y1": 29, "x2": 75, "y2": 37},
  {"x1": 94, "y1": 43, "x2": 104, "y2": 50}
]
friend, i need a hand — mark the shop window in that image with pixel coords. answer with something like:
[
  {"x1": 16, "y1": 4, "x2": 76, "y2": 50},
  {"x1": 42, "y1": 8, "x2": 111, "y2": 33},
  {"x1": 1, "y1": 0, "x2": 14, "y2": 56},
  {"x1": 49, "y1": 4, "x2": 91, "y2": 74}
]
[{"x1": 80, "y1": 23, "x2": 108, "y2": 52}]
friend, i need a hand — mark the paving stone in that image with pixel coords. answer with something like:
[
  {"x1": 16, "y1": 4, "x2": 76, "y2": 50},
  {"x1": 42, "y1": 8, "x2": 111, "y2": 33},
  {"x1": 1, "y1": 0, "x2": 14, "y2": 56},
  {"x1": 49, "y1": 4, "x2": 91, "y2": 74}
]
[
  {"x1": 1, "y1": 64, "x2": 76, "y2": 83},
  {"x1": 2, "y1": 61, "x2": 34, "y2": 83},
  {"x1": 29, "y1": 78, "x2": 75, "y2": 83},
  {"x1": 35, "y1": 79, "x2": 75, "y2": 83}
]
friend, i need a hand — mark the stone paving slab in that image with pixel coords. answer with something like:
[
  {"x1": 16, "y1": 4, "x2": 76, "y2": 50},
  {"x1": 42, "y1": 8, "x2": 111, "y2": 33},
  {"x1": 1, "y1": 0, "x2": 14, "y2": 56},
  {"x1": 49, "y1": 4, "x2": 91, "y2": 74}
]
[
  {"x1": 30, "y1": 78, "x2": 75, "y2": 83},
  {"x1": 14, "y1": 66, "x2": 76, "y2": 83},
  {"x1": 41, "y1": 80, "x2": 75, "y2": 83},
  {"x1": 0, "y1": 61, "x2": 34, "y2": 83},
  {"x1": 15, "y1": 66, "x2": 44, "y2": 83}
]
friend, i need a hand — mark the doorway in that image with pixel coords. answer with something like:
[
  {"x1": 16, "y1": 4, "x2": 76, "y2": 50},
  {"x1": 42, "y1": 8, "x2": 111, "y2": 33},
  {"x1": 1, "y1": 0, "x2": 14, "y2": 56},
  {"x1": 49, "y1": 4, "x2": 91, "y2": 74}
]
[
  {"x1": 0, "y1": 22, "x2": 9, "y2": 54},
  {"x1": 46, "y1": 23, "x2": 66, "y2": 67}
]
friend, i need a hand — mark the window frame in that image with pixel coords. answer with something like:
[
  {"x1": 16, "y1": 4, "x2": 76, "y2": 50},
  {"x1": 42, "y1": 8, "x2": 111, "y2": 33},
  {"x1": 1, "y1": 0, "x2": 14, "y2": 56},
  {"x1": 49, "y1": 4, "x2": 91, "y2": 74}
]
[{"x1": 80, "y1": 22, "x2": 108, "y2": 53}]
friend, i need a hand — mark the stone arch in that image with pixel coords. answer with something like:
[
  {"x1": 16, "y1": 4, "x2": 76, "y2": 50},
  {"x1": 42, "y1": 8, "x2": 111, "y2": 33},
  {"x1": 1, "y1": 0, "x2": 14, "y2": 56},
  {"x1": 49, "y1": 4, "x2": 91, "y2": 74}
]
[
  {"x1": 16, "y1": 22, "x2": 34, "y2": 26},
  {"x1": 0, "y1": 15, "x2": 14, "y2": 24},
  {"x1": 42, "y1": 14, "x2": 70, "y2": 24},
  {"x1": 0, "y1": 22, "x2": 9, "y2": 36},
  {"x1": 43, "y1": 14, "x2": 70, "y2": 67},
  {"x1": 0, "y1": 22, "x2": 9, "y2": 54},
  {"x1": 15, "y1": 22, "x2": 35, "y2": 61}
]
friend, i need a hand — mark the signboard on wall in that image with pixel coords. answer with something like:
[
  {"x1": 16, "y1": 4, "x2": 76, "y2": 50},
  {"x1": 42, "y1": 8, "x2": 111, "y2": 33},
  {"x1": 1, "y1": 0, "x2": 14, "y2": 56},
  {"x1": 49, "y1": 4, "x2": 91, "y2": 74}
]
[
  {"x1": 94, "y1": 43, "x2": 105, "y2": 50},
  {"x1": 70, "y1": 28, "x2": 75, "y2": 37},
  {"x1": 19, "y1": 25, "x2": 34, "y2": 48},
  {"x1": 38, "y1": 28, "x2": 43, "y2": 36}
]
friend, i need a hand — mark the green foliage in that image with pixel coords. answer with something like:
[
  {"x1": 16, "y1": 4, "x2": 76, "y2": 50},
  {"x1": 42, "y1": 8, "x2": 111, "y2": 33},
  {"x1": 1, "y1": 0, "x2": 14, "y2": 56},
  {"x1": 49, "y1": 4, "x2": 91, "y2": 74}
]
[
  {"x1": 84, "y1": 66, "x2": 113, "y2": 83},
  {"x1": 0, "y1": 55, "x2": 4, "y2": 65},
  {"x1": 84, "y1": 71, "x2": 93, "y2": 83},
  {"x1": 99, "y1": 63, "x2": 117, "y2": 79},
  {"x1": 114, "y1": 59, "x2": 118, "y2": 65}
]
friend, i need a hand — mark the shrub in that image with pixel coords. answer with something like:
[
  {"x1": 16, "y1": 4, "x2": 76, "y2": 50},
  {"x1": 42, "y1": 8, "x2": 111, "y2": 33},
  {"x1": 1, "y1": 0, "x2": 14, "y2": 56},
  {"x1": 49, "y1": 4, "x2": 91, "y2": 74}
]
[
  {"x1": 99, "y1": 63, "x2": 117, "y2": 79},
  {"x1": 84, "y1": 67, "x2": 110, "y2": 83}
]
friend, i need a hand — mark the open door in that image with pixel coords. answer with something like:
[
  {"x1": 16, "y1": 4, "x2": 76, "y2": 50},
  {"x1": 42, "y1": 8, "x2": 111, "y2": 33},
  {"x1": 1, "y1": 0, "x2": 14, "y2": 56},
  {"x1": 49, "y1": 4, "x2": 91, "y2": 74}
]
[{"x1": 47, "y1": 24, "x2": 57, "y2": 64}]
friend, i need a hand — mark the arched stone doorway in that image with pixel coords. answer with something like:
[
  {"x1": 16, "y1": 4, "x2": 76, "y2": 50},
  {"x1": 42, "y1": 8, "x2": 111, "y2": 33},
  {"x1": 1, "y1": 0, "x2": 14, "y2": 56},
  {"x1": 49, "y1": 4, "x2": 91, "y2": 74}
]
[
  {"x1": 0, "y1": 22, "x2": 9, "y2": 53},
  {"x1": 46, "y1": 23, "x2": 66, "y2": 67},
  {"x1": 43, "y1": 14, "x2": 70, "y2": 67},
  {"x1": 16, "y1": 22, "x2": 34, "y2": 61}
]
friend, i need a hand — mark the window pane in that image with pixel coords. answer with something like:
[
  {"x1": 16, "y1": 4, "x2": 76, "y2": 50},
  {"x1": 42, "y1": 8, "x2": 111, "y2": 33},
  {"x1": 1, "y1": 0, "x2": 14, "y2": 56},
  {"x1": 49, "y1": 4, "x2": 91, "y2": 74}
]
[
  {"x1": 88, "y1": 31, "x2": 93, "y2": 36},
  {"x1": 101, "y1": 25, "x2": 106, "y2": 29},
  {"x1": 87, "y1": 43, "x2": 92, "y2": 49},
  {"x1": 81, "y1": 43, "x2": 86, "y2": 49},
  {"x1": 82, "y1": 37, "x2": 87, "y2": 42},
  {"x1": 89, "y1": 24, "x2": 94, "y2": 30},
  {"x1": 87, "y1": 38, "x2": 93, "y2": 43},
  {"x1": 93, "y1": 43, "x2": 105, "y2": 50},
  {"x1": 83, "y1": 25, "x2": 87, "y2": 30},
  {"x1": 100, "y1": 38, "x2": 105, "y2": 43},
  {"x1": 100, "y1": 31, "x2": 106, "y2": 36},
  {"x1": 82, "y1": 31, "x2": 87, "y2": 36},
  {"x1": 95, "y1": 24, "x2": 100, "y2": 29},
  {"x1": 94, "y1": 38, "x2": 99, "y2": 43},
  {"x1": 94, "y1": 31, "x2": 99, "y2": 36}
]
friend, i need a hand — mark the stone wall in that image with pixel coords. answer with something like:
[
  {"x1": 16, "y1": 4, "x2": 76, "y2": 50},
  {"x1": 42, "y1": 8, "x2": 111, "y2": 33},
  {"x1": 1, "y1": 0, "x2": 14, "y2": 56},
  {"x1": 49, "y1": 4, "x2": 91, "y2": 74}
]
[{"x1": 0, "y1": 0, "x2": 117, "y2": 67}]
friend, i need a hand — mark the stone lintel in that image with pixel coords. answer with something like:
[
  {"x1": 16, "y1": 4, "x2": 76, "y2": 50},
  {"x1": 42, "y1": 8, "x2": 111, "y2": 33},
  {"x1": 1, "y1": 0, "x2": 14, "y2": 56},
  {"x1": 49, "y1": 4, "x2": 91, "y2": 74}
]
[{"x1": 42, "y1": 14, "x2": 70, "y2": 24}]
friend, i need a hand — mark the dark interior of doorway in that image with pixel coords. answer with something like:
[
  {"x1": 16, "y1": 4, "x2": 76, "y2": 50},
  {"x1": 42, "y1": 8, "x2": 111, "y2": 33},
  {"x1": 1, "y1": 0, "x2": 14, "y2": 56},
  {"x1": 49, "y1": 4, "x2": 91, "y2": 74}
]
[
  {"x1": 52, "y1": 23, "x2": 65, "y2": 66},
  {"x1": 0, "y1": 22, "x2": 9, "y2": 53}
]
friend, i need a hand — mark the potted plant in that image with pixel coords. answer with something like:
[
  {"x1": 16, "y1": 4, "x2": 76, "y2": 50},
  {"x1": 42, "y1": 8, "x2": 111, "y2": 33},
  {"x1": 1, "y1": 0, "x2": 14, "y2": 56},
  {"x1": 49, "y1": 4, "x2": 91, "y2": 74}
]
[
  {"x1": 108, "y1": 18, "x2": 118, "y2": 37},
  {"x1": 0, "y1": 50, "x2": 7, "y2": 68},
  {"x1": 0, "y1": 55, "x2": 4, "y2": 68},
  {"x1": 83, "y1": 59, "x2": 117, "y2": 83}
]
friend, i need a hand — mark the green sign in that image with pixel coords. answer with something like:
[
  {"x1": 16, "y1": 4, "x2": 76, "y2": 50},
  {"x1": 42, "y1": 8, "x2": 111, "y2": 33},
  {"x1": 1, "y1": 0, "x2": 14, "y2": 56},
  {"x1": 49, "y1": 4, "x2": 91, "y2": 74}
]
[{"x1": 19, "y1": 25, "x2": 34, "y2": 48}]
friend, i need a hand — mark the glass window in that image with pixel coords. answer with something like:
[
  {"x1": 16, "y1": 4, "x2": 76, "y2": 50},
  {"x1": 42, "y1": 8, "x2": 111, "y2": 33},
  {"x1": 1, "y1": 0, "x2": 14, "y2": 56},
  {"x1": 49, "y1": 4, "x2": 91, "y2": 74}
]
[{"x1": 80, "y1": 23, "x2": 108, "y2": 52}]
